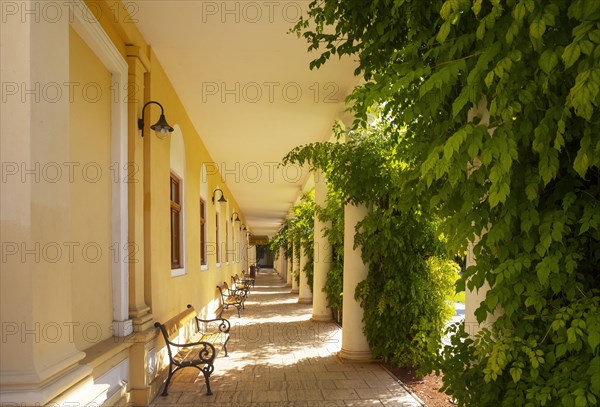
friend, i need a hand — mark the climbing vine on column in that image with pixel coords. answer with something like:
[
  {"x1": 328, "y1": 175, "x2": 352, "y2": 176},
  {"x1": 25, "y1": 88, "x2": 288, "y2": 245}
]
[
  {"x1": 283, "y1": 123, "x2": 458, "y2": 366},
  {"x1": 270, "y1": 192, "x2": 315, "y2": 289},
  {"x1": 316, "y1": 187, "x2": 345, "y2": 318},
  {"x1": 293, "y1": 0, "x2": 600, "y2": 405}
]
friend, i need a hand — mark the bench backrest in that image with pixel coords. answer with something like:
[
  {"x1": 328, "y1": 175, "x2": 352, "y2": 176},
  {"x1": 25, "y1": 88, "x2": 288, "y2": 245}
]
[
  {"x1": 154, "y1": 306, "x2": 198, "y2": 359},
  {"x1": 217, "y1": 281, "x2": 233, "y2": 296}
]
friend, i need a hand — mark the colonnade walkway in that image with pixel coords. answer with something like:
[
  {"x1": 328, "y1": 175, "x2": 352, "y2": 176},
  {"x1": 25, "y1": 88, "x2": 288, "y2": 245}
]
[{"x1": 152, "y1": 269, "x2": 424, "y2": 407}]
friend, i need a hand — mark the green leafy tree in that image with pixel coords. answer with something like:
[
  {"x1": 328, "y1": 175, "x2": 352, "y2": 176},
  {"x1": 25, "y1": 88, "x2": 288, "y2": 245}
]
[
  {"x1": 316, "y1": 186, "x2": 345, "y2": 318},
  {"x1": 283, "y1": 123, "x2": 457, "y2": 366},
  {"x1": 271, "y1": 193, "x2": 316, "y2": 288},
  {"x1": 294, "y1": 0, "x2": 600, "y2": 405}
]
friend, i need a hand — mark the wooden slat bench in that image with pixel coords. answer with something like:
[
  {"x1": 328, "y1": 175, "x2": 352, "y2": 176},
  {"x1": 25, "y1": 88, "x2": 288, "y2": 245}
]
[
  {"x1": 154, "y1": 304, "x2": 230, "y2": 396},
  {"x1": 217, "y1": 282, "x2": 244, "y2": 317},
  {"x1": 231, "y1": 274, "x2": 251, "y2": 303}
]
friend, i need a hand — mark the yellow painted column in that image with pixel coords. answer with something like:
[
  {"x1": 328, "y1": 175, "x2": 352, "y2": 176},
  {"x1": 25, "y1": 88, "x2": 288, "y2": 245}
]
[
  {"x1": 250, "y1": 245, "x2": 257, "y2": 269},
  {"x1": 237, "y1": 227, "x2": 242, "y2": 276},
  {"x1": 235, "y1": 224, "x2": 241, "y2": 276},
  {"x1": 464, "y1": 238, "x2": 498, "y2": 337},
  {"x1": 280, "y1": 247, "x2": 288, "y2": 280},
  {"x1": 464, "y1": 98, "x2": 497, "y2": 337},
  {"x1": 298, "y1": 239, "x2": 313, "y2": 304},
  {"x1": 126, "y1": 46, "x2": 153, "y2": 333},
  {"x1": 312, "y1": 171, "x2": 332, "y2": 321},
  {"x1": 244, "y1": 233, "x2": 249, "y2": 272},
  {"x1": 340, "y1": 204, "x2": 371, "y2": 361},
  {"x1": 0, "y1": 11, "x2": 91, "y2": 403},
  {"x1": 286, "y1": 245, "x2": 293, "y2": 286},
  {"x1": 291, "y1": 241, "x2": 300, "y2": 294}
]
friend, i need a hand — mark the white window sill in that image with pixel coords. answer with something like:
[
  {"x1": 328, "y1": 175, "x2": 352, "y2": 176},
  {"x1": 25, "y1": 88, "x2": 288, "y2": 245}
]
[
  {"x1": 200, "y1": 265, "x2": 208, "y2": 271},
  {"x1": 216, "y1": 263, "x2": 221, "y2": 268},
  {"x1": 171, "y1": 268, "x2": 186, "y2": 277}
]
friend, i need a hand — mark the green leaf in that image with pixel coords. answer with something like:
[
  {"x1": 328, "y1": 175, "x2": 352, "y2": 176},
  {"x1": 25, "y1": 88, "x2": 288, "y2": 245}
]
[
  {"x1": 510, "y1": 367, "x2": 522, "y2": 383},
  {"x1": 539, "y1": 49, "x2": 558, "y2": 74},
  {"x1": 575, "y1": 395, "x2": 587, "y2": 407},
  {"x1": 524, "y1": 0, "x2": 535, "y2": 12},
  {"x1": 536, "y1": 263, "x2": 550, "y2": 286},
  {"x1": 452, "y1": 88, "x2": 470, "y2": 118},
  {"x1": 579, "y1": 40, "x2": 594, "y2": 56},
  {"x1": 529, "y1": 19, "x2": 546, "y2": 40},
  {"x1": 589, "y1": 332, "x2": 600, "y2": 351},
  {"x1": 472, "y1": 0, "x2": 483, "y2": 16},
  {"x1": 505, "y1": 23, "x2": 519, "y2": 44},
  {"x1": 485, "y1": 71, "x2": 495, "y2": 88},
  {"x1": 573, "y1": 152, "x2": 589, "y2": 178},
  {"x1": 513, "y1": 2, "x2": 526, "y2": 23},
  {"x1": 437, "y1": 21, "x2": 451, "y2": 43},
  {"x1": 563, "y1": 43, "x2": 581, "y2": 69}
]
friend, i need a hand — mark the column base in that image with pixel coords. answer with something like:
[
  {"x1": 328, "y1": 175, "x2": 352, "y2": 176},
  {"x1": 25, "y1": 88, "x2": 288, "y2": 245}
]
[
  {"x1": 298, "y1": 297, "x2": 313, "y2": 304},
  {"x1": 131, "y1": 313, "x2": 154, "y2": 333},
  {"x1": 290, "y1": 288, "x2": 299, "y2": 294},
  {"x1": 338, "y1": 348, "x2": 373, "y2": 362},
  {"x1": 311, "y1": 313, "x2": 333, "y2": 322},
  {"x1": 0, "y1": 364, "x2": 92, "y2": 405},
  {"x1": 129, "y1": 304, "x2": 151, "y2": 319},
  {"x1": 113, "y1": 319, "x2": 133, "y2": 336}
]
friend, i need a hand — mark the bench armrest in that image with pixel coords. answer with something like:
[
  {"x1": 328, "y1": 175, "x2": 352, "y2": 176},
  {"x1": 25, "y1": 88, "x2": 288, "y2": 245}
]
[
  {"x1": 166, "y1": 340, "x2": 217, "y2": 364},
  {"x1": 194, "y1": 316, "x2": 231, "y2": 333},
  {"x1": 154, "y1": 320, "x2": 218, "y2": 364}
]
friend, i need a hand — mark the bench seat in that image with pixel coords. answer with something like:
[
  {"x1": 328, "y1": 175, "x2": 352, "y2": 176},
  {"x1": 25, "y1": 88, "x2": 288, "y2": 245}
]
[{"x1": 154, "y1": 304, "x2": 230, "y2": 396}]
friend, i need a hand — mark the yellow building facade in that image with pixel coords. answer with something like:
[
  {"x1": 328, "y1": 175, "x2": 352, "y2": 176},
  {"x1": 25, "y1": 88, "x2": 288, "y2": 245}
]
[{"x1": 1, "y1": 1, "x2": 250, "y2": 405}]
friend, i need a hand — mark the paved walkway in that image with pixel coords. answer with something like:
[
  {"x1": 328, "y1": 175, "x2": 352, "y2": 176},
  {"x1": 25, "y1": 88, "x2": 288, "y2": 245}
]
[{"x1": 152, "y1": 269, "x2": 424, "y2": 407}]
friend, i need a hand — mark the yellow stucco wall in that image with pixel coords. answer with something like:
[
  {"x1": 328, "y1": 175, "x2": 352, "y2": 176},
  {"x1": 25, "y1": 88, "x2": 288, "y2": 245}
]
[
  {"x1": 88, "y1": 0, "x2": 246, "y2": 323},
  {"x1": 1, "y1": 1, "x2": 249, "y2": 403},
  {"x1": 69, "y1": 26, "x2": 114, "y2": 350},
  {"x1": 144, "y1": 51, "x2": 242, "y2": 323}
]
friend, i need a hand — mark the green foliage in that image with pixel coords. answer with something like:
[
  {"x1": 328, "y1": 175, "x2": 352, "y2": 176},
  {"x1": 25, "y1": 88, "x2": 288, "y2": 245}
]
[
  {"x1": 355, "y1": 210, "x2": 458, "y2": 366},
  {"x1": 295, "y1": 0, "x2": 600, "y2": 404},
  {"x1": 317, "y1": 186, "x2": 345, "y2": 314},
  {"x1": 270, "y1": 192, "x2": 315, "y2": 290},
  {"x1": 284, "y1": 123, "x2": 458, "y2": 366},
  {"x1": 269, "y1": 223, "x2": 291, "y2": 260}
]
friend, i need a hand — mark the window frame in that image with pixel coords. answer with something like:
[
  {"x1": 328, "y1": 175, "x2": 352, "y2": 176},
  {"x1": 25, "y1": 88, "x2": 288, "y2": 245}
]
[
  {"x1": 200, "y1": 198, "x2": 207, "y2": 267},
  {"x1": 225, "y1": 220, "x2": 230, "y2": 263},
  {"x1": 215, "y1": 211, "x2": 221, "y2": 266},
  {"x1": 170, "y1": 172, "x2": 183, "y2": 270}
]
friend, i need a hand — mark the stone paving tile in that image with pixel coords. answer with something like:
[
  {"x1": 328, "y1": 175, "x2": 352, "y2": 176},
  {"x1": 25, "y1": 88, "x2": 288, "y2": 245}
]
[
  {"x1": 355, "y1": 388, "x2": 397, "y2": 400},
  {"x1": 344, "y1": 401, "x2": 385, "y2": 407},
  {"x1": 151, "y1": 270, "x2": 423, "y2": 407},
  {"x1": 334, "y1": 379, "x2": 369, "y2": 389},
  {"x1": 323, "y1": 388, "x2": 360, "y2": 401},
  {"x1": 153, "y1": 393, "x2": 182, "y2": 404},
  {"x1": 314, "y1": 371, "x2": 347, "y2": 381},
  {"x1": 343, "y1": 371, "x2": 378, "y2": 381},
  {"x1": 288, "y1": 389, "x2": 325, "y2": 401}
]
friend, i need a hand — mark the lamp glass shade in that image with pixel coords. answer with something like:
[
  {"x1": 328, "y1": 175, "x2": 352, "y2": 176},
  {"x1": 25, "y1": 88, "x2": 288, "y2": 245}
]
[{"x1": 150, "y1": 114, "x2": 174, "y2": 139}]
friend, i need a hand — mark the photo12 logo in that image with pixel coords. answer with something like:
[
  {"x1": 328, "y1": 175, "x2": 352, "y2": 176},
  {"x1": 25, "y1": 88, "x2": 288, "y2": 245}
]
[
  {"x1": 1, "y1": 1, "x2": 139, "y2": 24},
  {"x1": 1, "y1": 161, "x2": 139, "y2": 184},
  {"x1": 200, "y1": 1, "x2": 303, "y2": 24},
  {"x1": 201, "y1": 81, "x2": 341, "y2": 104},
  {"x1": 1, "y1": 241, "x2": 139, "y2": 264}
]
